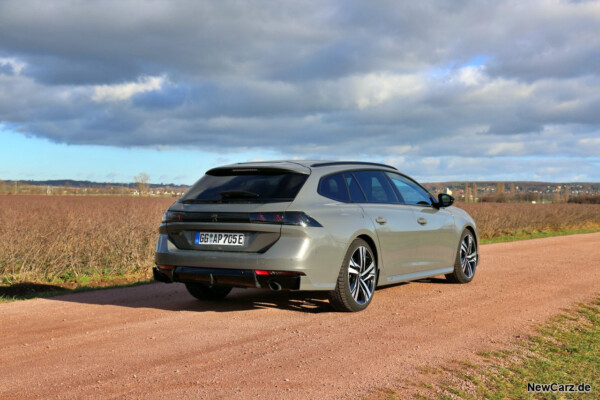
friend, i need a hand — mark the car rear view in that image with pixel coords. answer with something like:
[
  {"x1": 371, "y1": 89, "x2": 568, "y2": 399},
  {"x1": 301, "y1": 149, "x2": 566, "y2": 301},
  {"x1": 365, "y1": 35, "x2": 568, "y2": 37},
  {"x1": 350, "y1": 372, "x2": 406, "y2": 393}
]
[
  {"x1": 154, "y1": 162, "x2": 331, "y2": 300},
  {"x1": 155, "y1": 160, "x2": 478, "y2": 312}
]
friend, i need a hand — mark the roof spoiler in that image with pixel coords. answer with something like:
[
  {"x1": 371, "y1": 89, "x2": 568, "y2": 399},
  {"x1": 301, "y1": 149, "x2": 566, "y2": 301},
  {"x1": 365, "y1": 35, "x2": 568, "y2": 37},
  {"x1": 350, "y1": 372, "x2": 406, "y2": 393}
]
[
  {"x1": 206, "y1": 166, "x2": 310, "y2": 176},
  {"x1": 310, "y1": 161, "x2": 397, "y2": 170}
]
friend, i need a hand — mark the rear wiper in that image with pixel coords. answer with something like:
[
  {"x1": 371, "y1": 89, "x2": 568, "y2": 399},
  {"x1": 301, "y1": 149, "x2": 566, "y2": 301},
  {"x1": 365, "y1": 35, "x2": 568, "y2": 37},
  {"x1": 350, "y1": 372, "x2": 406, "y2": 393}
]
[{"x1": 219, "y1": 190, "x2": 260, "y2": 199}]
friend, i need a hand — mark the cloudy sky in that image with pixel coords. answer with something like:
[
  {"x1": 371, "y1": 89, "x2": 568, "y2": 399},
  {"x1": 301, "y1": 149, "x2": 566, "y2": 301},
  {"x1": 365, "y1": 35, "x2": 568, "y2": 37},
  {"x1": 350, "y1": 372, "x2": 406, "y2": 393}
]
[{"x1": 1, "y1": 0, "x2": 599, "y2": 184}]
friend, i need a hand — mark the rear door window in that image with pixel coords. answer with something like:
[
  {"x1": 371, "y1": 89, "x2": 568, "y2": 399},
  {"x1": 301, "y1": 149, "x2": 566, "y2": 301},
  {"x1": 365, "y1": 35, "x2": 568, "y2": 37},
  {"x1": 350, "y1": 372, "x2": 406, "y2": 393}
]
[
  {"x1": 318, "y1": 173, "x2": 350, "y2": 202},
  {"x1": 181, "y1": 169, "x2": 308, "y2": 203},
  {"x1": 385, "y1": 172, "x2": 433, "y2": 206},
  {"x1": 352, "y1": 170, "x2": 399, "y2": 203}
]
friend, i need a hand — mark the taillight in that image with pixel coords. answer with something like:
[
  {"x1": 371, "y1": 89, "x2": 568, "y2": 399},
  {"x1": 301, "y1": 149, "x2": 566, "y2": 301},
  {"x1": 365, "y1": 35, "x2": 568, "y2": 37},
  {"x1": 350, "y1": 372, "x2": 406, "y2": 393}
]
[
  {"x1": 283, "y1": 212, "x2": 322, "y2": 227},
  {"x1": 249, "y1": 212, "x2": 322, "y2": 227},
  {"x1": 162, "y1": 211, "x2": 183, "y2": 223},
  {"x1": 250, "y1": 212, "x2": 284, "y2": 224}
]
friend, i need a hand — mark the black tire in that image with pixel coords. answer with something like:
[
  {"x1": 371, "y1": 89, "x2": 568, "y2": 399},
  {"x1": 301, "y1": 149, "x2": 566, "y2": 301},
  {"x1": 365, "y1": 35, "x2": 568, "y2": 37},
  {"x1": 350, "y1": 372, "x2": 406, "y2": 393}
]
[
  {"x1": 329, "y1": 238, "x2": 377, "y2": 312},
  {"x1": 445, "y1": 230, "x2": 478, "y2": 284},
  {"x1": 184, "y1": 282, "x2": 232, "y2": 300}
]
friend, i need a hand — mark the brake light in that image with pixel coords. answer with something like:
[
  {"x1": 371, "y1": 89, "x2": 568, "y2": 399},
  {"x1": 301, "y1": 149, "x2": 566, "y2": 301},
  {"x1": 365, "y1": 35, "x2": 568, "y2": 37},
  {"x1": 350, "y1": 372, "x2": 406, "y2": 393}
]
[{"x1": 249, "y1": 212, "x2": 322, "y2": 227}]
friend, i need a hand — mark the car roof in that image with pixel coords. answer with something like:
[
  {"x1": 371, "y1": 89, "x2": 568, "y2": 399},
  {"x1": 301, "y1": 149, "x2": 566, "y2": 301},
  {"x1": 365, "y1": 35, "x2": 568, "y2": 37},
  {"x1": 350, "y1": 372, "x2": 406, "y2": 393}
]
[{"x1": 212, "y1": 160, "x2": 398, "y2": 175}]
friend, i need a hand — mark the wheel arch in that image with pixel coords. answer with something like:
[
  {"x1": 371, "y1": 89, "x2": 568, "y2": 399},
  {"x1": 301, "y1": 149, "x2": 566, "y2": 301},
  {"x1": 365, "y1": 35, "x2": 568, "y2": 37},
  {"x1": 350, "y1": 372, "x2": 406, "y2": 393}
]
[
  {"x1": 464, "y1": 224, "x2": 478, "y2": 246},
  {"x1": 461, "y1": 224, "x2": 480, "y2": 265},
  {"x1": 355, "y1": 233, "x2": 381, "y2": 286}
]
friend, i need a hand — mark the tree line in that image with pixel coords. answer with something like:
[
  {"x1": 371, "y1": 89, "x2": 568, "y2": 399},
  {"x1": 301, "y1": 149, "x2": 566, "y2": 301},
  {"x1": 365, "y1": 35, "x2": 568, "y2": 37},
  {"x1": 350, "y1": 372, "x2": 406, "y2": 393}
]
[{"x1": 461, "y1": 182, "x2": 599, "y2": 203}]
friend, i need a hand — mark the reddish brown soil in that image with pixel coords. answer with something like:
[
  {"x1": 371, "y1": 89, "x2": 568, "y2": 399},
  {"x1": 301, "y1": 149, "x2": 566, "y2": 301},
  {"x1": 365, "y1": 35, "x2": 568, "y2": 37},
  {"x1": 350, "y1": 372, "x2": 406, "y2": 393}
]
[{"x1": 1, "y1": 233, "x2": 599, "y2": 399}]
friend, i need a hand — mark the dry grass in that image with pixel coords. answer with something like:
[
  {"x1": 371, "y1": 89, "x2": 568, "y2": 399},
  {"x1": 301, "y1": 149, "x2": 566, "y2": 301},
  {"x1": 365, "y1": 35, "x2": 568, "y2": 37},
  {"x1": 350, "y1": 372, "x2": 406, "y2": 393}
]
[
  {"x1": 0, "y1": 195, "x2": 173, "y2": 284},
  {"x1": 0, "y1": 195, "x2": 599, "y2": 286},
  {"x1": 458, "y1": 202, "x2": 600, "y2": 239}
]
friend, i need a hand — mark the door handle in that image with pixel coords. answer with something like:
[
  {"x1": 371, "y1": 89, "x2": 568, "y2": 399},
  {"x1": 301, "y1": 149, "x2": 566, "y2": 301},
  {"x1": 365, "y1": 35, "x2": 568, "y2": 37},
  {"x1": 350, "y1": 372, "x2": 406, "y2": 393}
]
[
  {"x1": 375, "y1": 216, "x2": 387, "y2": 225},
  {"x1": 417, "y1": 217, "x2": 427, "y2": 225}
]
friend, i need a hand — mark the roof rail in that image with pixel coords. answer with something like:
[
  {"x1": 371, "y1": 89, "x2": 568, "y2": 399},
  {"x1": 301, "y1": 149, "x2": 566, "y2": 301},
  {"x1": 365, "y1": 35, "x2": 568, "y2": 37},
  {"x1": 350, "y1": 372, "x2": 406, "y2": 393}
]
[{"x1": 310, "y1": 161, "x2": 398, "y2": 170}]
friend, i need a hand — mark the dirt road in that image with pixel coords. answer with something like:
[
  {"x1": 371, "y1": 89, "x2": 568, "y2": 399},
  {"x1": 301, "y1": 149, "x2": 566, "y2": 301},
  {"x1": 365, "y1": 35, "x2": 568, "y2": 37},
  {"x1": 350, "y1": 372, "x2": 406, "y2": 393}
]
[{"x1": 1, "y1": 233, "x2": 599, "y2": 399}]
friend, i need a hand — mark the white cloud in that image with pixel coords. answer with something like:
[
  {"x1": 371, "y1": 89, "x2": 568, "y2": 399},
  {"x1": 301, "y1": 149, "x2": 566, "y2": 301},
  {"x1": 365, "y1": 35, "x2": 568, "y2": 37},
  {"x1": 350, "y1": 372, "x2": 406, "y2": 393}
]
[
  {"x1": 485, "y1": 142, "x2": 526, "y2": 156},
  {"x1": 92, "y1": 75, "x2": 166, "y2": 102},
  {"x1": 454, "y1": 66, "x2": 486, "y2": 87},
  {"x1": 0, "y1": 57, "x2": 25, "y2": 75},
  {"x1": 577, "y1": 137, "x2": 600, "y2": 147},
  {"x1": 384, "y1": 145, "x2": 414, "y2": 155},
  {"x1": 345, "y1": 73, "x2": 424, "y2": 109}
]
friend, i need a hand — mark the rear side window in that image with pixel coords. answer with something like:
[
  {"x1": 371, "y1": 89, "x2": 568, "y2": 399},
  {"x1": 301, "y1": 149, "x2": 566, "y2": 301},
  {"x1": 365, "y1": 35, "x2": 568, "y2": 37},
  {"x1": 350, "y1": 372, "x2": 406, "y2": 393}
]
[
  {"x1": 318, "y1": 173, "x2": 350, "y2": 202},
  {"x1": 353, "y1": 170, "x2": 398, "y2": 203},
  {"x1": 344, "y1": 173, "x2": 366, "y2": 203},
  {"x1": 181, "y1": 169, "x2": 308, "y2": 203}
]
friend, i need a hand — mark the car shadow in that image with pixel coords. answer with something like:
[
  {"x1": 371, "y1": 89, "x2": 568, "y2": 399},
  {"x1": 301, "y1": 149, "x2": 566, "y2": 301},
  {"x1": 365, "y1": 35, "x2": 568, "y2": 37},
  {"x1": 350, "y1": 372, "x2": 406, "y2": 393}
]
[
  {"x1": 44, "y1": 282, "x2": 335, "y2": 314},
  {"x1": 372, "y1": 276, "x2": 450, "y2": 293},
  {"x1": 413, "y1": 277, "x2": 452, "y2": 284},
  {"x1": 13, "y1": 277, "x2": 451, "y2": 314}
]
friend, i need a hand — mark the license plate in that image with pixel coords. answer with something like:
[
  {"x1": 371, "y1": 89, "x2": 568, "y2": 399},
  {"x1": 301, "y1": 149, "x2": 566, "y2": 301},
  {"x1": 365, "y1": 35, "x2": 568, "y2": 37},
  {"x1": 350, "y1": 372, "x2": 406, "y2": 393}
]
[{"x1": 195, "y1": 232, "x2": 245, "y2": 246}]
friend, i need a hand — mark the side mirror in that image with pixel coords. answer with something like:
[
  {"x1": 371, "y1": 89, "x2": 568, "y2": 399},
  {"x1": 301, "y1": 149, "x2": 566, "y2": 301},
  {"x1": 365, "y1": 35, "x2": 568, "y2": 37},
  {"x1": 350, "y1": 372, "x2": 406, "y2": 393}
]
[{"x1": 436, "y1": 193, "x2": 454, "y2": 208}]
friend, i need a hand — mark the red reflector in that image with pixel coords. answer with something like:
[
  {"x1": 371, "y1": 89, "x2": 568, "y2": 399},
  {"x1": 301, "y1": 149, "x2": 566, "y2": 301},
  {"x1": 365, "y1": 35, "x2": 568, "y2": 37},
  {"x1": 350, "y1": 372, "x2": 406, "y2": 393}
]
[
  {"x1": 157, "y1": 265, "x2": 174, "y2": 270},
  {"x1": 254, "y1": 270, "x2": 305, "y2": 276}
]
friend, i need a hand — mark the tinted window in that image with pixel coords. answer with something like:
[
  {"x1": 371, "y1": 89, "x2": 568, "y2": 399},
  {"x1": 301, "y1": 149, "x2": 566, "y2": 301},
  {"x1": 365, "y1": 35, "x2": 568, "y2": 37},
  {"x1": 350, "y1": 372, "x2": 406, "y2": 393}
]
[
  {"x1": 385, "y1": 172, "x2": 432, "y2": 206},
  {"x1": 318, "y1": 173, "x2": 350, "y2": 202},
  {"x1": 353, "y1": 170, "x2": 398, "y2": 203},
  {"x1": 344, "y1": 173, "x2": 366, "y2": 203},
  {"x1": 181, "y1": 169, "x2": 308, "y2": 203}
]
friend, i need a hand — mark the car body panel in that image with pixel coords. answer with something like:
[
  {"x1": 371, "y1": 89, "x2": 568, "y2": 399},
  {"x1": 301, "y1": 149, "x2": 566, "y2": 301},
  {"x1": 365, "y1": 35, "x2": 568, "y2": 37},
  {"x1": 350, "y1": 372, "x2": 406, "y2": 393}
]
[
  {"x1": 410, "y1": 206, "x2": 458, "y2": 272},
  {"x1": 357, "y1": 203, "x2": 421, "y2": 278}
]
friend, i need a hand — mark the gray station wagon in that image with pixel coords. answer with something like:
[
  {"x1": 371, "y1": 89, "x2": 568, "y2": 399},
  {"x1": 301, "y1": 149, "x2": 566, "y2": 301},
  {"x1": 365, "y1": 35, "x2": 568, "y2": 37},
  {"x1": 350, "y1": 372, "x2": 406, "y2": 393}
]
[{"x1": 154, "y1": 160, "x2": 479, "y2": 311}]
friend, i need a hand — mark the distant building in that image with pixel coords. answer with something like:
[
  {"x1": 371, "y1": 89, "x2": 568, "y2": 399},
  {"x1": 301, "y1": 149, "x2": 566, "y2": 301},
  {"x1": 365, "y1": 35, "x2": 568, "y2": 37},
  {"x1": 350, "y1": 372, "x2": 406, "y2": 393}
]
[{"x1": 444, "y1": 188, "x2": 453, "y2": 195}]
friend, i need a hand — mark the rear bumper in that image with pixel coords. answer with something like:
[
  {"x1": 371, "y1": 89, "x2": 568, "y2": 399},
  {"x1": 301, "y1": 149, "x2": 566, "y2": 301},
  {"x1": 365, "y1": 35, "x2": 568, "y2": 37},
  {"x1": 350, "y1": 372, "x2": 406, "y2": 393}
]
[
  {"x1": 155, "y1": 231, "x2": 345, "y2": 291},
  {"x1": 153, "y1": 266, "x2": 301, "y2": 290}
]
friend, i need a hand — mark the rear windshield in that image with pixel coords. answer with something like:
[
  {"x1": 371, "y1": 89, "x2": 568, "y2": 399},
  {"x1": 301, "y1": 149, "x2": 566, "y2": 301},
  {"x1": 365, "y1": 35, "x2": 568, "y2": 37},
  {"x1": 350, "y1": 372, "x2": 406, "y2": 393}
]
[{"x1": 180, "y1": 169, "x2": 308, "y2": 203}]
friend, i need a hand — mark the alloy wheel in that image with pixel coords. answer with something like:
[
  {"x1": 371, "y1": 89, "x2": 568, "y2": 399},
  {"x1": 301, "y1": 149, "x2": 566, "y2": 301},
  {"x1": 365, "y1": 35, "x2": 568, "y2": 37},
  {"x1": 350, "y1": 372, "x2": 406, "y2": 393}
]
[
  {"x1": 347, "y1": 246, "x2": 376, "y2": 305},
  {"x1": 460, "y1": 234, "x2": 477, "y2": 278}
]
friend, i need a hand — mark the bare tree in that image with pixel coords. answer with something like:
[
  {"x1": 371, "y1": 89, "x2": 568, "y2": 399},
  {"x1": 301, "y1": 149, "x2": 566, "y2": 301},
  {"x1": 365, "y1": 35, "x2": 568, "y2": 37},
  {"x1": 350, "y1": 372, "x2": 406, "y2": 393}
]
[
  {"x1": 496, "y1": 182, "x2": 505, "y2": 194},
  {"x1": 134, "y1": 173, "x2": 150, "y2": 195},
  {"x1": 554, "y1": 186, "x2": 562, "y2": 203}
]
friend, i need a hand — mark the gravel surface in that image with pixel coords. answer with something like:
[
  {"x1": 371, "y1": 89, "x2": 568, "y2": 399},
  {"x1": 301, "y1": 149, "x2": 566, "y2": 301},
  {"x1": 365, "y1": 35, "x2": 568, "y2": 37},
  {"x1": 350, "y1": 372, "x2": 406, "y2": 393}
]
[{"x1": 1, "y1": 233, "x2": 599, "y2": 399}]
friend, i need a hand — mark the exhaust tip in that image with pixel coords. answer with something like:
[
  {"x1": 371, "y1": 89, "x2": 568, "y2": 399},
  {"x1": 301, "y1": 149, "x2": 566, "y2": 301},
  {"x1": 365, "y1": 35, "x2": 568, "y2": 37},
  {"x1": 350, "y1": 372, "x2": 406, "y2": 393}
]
[
  {"x1": 153, "y1": 267, "x2": 173, "y2": 283},
  {"x1": 267, "y1": 280, "x2": 282, "y2": 291}
]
